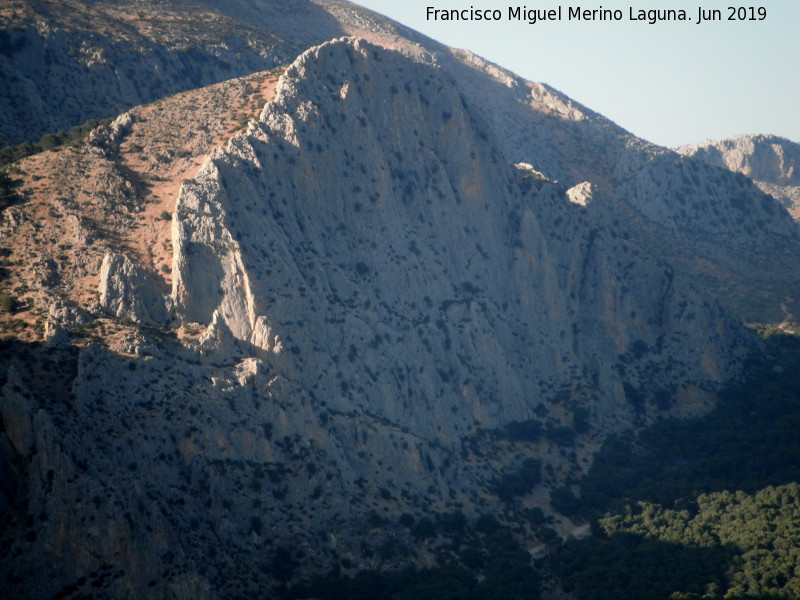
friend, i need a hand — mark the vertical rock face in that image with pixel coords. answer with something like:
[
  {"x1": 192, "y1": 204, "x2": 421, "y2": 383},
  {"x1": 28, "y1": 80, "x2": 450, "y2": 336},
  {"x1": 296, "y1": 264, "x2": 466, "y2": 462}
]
[
  {"x1": 99, "y1": 252, "x2": 171, "y2": 325},
  {"x1": 0, "y1": 36, "x2": 757, "y2": 599},
  {"x1": 3, "y1": 0, "x2": 797, "y2": 324},
  {"x1": 388, "y1": 40, "x2": 800, "y2": 323},
  {"x1": 12, "y1": 0, "x2": 800, "y2": 591},
  {"x1": 173, "y1": 37, "x2": 746, "y2": 438}
]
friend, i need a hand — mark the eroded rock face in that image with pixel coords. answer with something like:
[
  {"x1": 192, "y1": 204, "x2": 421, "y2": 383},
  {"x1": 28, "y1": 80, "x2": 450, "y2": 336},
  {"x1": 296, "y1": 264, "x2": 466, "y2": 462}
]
[
  {"x1": 14, "y1": 4, "x2": 800, "y2": 593},
  {"x1": 99, "y1": 252, "x2": 171, "y2": 325},
  {"x1": 5, "y1": 0, "x2": 798, "y2": 328},
  {"x1": 566, "y1": 181, "x2": 596, "y2": 206},
  {"x1": 0, "y1": 37, "x2": 758, "y2": 599},
  {"x1": 678, "y1": 134, "x2": 800, "y2": 186},
  {"x1": 174, "y1": 38, "x2": 748, "y2": 434}
]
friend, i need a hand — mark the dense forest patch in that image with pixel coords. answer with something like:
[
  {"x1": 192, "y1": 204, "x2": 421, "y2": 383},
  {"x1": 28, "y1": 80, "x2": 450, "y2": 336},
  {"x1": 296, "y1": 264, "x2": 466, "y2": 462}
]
[{"x1": 550, "y1": 332, "x2": 800, "y2": 599}]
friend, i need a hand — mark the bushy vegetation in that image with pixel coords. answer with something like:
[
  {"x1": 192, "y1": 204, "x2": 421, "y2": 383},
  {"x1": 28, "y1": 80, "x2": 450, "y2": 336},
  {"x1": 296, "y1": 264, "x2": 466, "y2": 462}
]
[
  {"x1": 295, "y1": 336, "x2": 800, "y2": 599},
  {"x1": 581, "y1": 342, "x2": 800, "y2": 512},
  {"x1": 551, "y1": 484, "x2": 800, "y2": 600},
  {"x1": 288, "y1": 518, "x2": 541, "y2": 600},
  {"x1": 548, "y1": 337, "x2": 800, "y2": 599},
  {"x1": 549, "y1": 485, "x2": 582, "y2": 520},
  {"x1": 0, "y1": 170, "x2": 22, "y2": 212},
  {"x1": 0, "y1": 293, "x2": 15, "y2": 312},
  {"x1": 492, "y1": 458, "x2": 541, "y2": 501},
  {"x1": 502, "y1": 419, "x2": 542, "y2": 442},
  {"x1": 0, "y1": 116, "x2": 114, "y2": 167}
]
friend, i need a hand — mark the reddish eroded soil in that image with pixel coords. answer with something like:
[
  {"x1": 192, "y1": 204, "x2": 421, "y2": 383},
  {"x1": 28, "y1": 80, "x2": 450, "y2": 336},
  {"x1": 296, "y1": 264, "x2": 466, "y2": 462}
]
[{"x1": 0, "y1": 67, "x2": 285, "y2": 340}]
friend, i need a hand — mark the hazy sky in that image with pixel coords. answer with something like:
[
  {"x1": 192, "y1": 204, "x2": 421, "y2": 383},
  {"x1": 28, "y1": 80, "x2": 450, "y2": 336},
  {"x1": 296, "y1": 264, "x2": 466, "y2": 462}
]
[{"x1": 351, "y1": 0, "x2": 799, "y2": 148}]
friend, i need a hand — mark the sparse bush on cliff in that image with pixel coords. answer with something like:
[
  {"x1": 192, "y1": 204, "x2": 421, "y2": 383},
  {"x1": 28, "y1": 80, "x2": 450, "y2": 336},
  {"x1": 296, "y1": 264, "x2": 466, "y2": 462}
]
[{"x1": 0, "y1": 293, "x2": 15, "y2": 313}]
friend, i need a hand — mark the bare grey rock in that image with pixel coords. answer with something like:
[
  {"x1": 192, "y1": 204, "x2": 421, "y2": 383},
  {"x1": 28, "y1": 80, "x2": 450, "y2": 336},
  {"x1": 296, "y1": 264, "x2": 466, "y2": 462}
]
[
  {"x1": 43, "y1": 318, "x2": 68, "y2": 346},
  {"x1": 677, "y1": 133, "x2": 800, "y2": 186},
  {"x1": 199, "y1": 310, "x2": 242, "y2": 357},
  {"x1": 1, "y1": 367, "x2": 35, "y2": 458},
  {"x1": 172, "y1": 37, "x2": 748, "y2": 461},
  {"x1": 87, "y1": 110, "x2": 134, "y2": 148},
  {"x1": 566, "y1": 181, "x2": 596, "y2": 206},
  {"x1": 0, "y1": 35, "x2": 760, "y2": 599},
  {"x1": 49, "y1": 299, "x2": 91, "y2": 326},
  {"x1": 108, "y1": 111, "x2": 134, "y2": 142},
  {"x1": 110, "y1": 329, "x2": 160, "y2": 356},
  {"x1": 99, "y1": 252, "x2": 171, "y2": 325}
]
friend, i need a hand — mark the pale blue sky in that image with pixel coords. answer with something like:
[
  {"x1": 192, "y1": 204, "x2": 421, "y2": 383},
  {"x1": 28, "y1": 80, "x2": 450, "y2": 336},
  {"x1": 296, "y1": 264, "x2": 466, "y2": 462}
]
[{"x1": 352, "y1": 0, "x2": 799, "y2": 148}]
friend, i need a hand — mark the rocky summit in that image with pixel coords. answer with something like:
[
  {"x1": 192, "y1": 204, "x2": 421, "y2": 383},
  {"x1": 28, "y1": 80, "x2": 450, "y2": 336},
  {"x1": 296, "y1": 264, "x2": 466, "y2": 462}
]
[{"x1": 0, "y1": 2, "x2": 798, "y2": 599}]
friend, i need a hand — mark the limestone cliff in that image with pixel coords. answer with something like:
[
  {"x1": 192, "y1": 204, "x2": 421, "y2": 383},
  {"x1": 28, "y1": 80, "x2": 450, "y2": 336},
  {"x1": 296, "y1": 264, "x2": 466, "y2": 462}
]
[
  {"x1": 0, "y1": 38, "x2": 754, "y2": 600},
  {"x1": 2, "y1": 1, "x2": 798, "y2": 598},
  {"x1": 4, "y1": 0, "x2": 798, "y2": 324},
  {"x1": 173, "y1": 38, "x2": 746, "y2": 434}
]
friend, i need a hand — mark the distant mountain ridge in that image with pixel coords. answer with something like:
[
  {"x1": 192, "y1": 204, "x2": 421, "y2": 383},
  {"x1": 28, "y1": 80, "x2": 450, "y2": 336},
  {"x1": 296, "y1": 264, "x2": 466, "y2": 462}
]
[
  {"x1": 677, "y1": 133, "x2": 800, "y2": 221},
  {"x1": 0, "y1": 0, "x2": 346, "y2": 146}
]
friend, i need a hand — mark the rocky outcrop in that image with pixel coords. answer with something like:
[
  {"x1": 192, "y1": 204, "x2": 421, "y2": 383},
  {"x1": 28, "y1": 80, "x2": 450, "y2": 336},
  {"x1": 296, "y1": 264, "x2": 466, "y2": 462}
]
[
  {"x1": 677, "y1": 134, "x2": 800, "y2": 186},
  {"x1": 99, "y1": 252, "x2": 171, "y2": 325},
  {"x1": 174, "y1": 38, "x2": 748, "y2": 433},
  {"x1": 48, "y1": 299, "x2": 91, "y2": 326},
  {"x1": 566, "y1": 181, "x2": 596, "y2": 206},
  {"x1": 333, "y1": 3, "x2": 800, "y2": 323},
  {"x1": 4, "y1": 0, "x2": 798, "y2": 326},
  {"x1": 87, "y1": 110, "x2": 134, "y2": 149}
]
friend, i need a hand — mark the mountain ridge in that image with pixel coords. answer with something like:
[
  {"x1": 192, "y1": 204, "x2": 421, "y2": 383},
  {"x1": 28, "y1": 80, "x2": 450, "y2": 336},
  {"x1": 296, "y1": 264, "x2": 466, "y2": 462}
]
[
  {"x1": 676, "y1": 133, "x2": 800, "y2": 221},
  {"x1": 0, "y1": 0, "x2": 347, "y2": 146},
  {"x1": 0, "y1": 2, "x2": 797, "y2": 598}
]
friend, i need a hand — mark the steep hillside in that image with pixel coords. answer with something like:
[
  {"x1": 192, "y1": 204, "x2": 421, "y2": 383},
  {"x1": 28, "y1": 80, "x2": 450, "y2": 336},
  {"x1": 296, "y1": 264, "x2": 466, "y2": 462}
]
[
  {"x1": 598, "y1": 149, "x2": 800, "y2": 325},
  {"x1": 0, "y1": 0, "x2": 343, "y2": 145},
  {"x1": 3, "y1": 0, "x2": 798, "y2": 325},
  {"x1": 321, "y1": 2, "x2": 800, "y2": 325},
  {"x1": 677, "y1": 133, "x2": 800, "y2": 221},
  {"x1": 0, "y1": 65, "x2": 284, "y2": 336},
  {"x1": 0, "y1": 39, "x2": 754, "y2": 599},
  {"x1": 2, "y1": 1, "x2": 799, "y2": 598}
]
